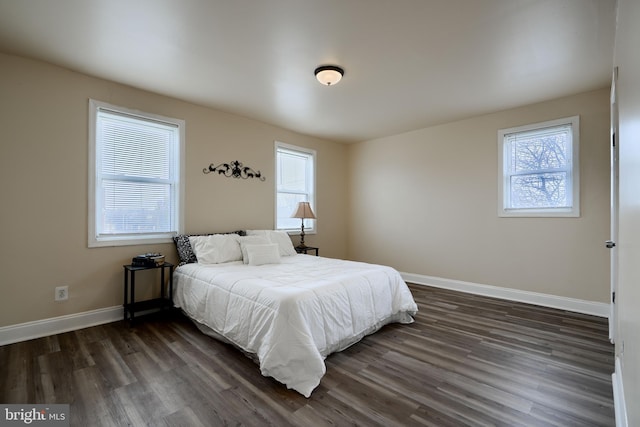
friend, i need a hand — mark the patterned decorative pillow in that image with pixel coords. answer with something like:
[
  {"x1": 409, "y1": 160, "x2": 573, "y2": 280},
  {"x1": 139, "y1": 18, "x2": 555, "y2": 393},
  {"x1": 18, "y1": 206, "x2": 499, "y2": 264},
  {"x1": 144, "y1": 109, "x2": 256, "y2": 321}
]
[{"x1": 173, "y1": 230, "x2": 246, "y2": 266}]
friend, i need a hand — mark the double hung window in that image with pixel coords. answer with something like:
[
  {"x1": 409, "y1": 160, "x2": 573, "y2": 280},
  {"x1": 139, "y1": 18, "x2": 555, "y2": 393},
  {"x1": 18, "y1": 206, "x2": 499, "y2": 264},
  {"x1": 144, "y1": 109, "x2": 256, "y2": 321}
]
[
  {"x1": 498, "y1": 116, "x2": 580, "y2": 217},
  {"x1": 275, "y1": 142, "x2": 316, "y2": 232},
  {"x1": 89, "y1": 99, "x2": 184, "y2": 247}
]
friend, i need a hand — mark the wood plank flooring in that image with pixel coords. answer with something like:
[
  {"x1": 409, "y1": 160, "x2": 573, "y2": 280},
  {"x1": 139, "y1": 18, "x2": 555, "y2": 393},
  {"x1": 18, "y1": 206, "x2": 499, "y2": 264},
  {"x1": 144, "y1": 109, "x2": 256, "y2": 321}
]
[{"x1": 0, "y1": 284, "x2": 614, "y2": 426}]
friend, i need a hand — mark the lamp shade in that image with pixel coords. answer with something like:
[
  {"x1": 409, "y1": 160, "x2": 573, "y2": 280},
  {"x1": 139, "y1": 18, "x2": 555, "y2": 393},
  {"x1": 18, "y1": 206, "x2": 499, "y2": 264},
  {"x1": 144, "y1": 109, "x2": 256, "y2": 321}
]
[
  {"x1": 314, "y1": 65, "x2": 343, "y2": 86},
  {"x1": 291, "y1": 201, "x2": 316, "y2": 219}
]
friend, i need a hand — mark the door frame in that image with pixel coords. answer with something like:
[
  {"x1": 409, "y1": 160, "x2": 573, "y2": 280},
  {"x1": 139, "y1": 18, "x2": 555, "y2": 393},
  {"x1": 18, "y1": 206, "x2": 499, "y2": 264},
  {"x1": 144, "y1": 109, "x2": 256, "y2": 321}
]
[{"x1": 609, "y1": 66, "x2": 619, "y2": 343}]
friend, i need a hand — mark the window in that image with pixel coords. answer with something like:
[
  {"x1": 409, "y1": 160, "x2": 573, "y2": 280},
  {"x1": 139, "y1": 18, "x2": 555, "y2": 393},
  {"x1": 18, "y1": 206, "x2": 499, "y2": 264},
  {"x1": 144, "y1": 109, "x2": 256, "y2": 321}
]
[
  {"x1": 275, "y1": 142, "x2": 316, "y2": 232},
  {"x1": 88, "y1": 99, "x2": 184, "y2": 247},
  {"x1": 498, "y1": 116, "x2": 579, "y2": 217}
]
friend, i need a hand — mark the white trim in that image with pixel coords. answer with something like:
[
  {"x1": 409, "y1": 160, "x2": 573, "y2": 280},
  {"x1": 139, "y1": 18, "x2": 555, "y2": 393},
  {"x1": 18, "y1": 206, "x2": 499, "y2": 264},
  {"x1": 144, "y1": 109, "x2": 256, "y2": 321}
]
[
  {"x1": 401, "y1": 272, "x2": 609, "y2": 317},
  {"x1": 612, "y1": 357, "x2": 628, "y2": 427},
  {"x1": 498, "y1": 115, "x2": 580, "y2": 218},
  {"x1": 274, "y1": 141, "x2": 317, "y2": 233},
  {"x1": 88, "y1": 98, "x2": 185, "y2": 248},
  {"x1": 0, "y1": 274, "x2": 610, "y2": 344},
  {"x1": 0, "y1": 306, "x2": 123, "y2": 346}
]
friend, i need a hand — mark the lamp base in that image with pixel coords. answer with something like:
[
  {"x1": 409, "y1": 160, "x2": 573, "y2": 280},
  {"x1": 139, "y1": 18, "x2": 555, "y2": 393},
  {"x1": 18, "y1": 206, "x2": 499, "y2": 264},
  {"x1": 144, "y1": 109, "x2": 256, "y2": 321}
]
[{"x1": 298, "y1": 221, "x2": 306, "y2": 248}]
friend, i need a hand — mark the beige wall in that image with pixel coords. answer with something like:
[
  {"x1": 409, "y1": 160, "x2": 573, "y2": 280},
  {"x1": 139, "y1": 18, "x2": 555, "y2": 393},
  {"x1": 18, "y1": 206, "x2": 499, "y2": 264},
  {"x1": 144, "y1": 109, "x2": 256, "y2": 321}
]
[
  {"x1": 614, "y1": 0, "x2": 640, "y2": 423},
  {"x1": 347, "y1": 89, "x2": 611, "y2": 302},
  {"x1": 0, "y1": 52, "x2": 348, "y2": 327}
]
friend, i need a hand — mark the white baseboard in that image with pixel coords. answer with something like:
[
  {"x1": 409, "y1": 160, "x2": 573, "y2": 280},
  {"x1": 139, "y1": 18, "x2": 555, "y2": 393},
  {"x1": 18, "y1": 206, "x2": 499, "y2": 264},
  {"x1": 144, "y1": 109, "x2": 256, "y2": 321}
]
[
  {"x1": 0, "y1": 306, "x2": 123, "y2": 346},
  {"x1": 0, "y1": 274, "x2": 610, "y2": 346},
  {"x1": 401, "y1": 272, "x2": 610, "y2": 318},
  {"x1": 612, "y1": 357, "x2": 628, "y2": 427}
]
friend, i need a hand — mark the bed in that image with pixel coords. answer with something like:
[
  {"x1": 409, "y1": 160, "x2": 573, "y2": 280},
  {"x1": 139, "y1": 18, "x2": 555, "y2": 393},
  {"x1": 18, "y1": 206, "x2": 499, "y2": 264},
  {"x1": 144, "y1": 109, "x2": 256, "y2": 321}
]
[{"x1": 172, "y1": 230, "x2": 418, "y2": 397}]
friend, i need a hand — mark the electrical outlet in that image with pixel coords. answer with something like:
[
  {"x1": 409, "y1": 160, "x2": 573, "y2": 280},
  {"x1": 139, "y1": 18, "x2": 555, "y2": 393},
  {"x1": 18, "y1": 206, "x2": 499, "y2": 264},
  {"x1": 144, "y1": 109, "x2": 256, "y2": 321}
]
[{"x1": 55, "y1": 286, "x2": 68, "y2": 301}]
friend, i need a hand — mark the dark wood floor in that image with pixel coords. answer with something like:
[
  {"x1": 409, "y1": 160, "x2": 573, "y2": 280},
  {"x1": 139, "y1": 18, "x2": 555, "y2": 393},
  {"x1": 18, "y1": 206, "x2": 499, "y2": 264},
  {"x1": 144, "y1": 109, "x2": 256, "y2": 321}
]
[{"x1": 1, "y1": 284, "x2": 614, "y2": 426}]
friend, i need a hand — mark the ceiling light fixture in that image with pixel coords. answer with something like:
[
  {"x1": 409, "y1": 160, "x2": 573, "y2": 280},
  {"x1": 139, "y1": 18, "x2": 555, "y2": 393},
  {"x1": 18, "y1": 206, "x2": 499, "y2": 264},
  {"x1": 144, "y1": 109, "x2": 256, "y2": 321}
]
[{"x1": 314, "y1": 65, "x2": 344, "y2": 86}]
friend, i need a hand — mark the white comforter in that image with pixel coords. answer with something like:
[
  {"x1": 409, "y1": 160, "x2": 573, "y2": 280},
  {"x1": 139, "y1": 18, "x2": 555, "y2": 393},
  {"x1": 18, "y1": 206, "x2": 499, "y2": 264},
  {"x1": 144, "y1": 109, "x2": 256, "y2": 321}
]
[{"x1": 173, "y1": 255, "x2": 418, "y2": 397}]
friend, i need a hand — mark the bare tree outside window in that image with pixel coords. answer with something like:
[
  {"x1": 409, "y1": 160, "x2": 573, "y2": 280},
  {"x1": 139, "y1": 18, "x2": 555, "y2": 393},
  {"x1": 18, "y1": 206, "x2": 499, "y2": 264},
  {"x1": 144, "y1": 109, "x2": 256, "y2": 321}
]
[
  {"x1": 509, "y1": 129, "x2": 570, "y2": 208},
  {"x1": 498, "y1": 116, "x2": 579, "y2": 217}
]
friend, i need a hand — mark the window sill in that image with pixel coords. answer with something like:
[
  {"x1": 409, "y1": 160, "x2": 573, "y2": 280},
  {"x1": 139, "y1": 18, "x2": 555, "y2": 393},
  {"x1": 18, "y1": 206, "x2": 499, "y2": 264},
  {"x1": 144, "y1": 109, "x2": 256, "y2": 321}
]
[
  {"x1": 89, "y1": 235, "x2": 175, "y2": 248},
  {"x1": 498, "y1": 208, "x2": 580, "y2": 218}
]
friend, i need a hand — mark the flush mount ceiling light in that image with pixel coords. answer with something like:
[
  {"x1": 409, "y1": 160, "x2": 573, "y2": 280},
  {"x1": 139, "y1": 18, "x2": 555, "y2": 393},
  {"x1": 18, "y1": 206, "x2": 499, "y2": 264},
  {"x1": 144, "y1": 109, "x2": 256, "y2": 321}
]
[{"x1": 314, "y1": 65, "x2": 344, "y2": 86}]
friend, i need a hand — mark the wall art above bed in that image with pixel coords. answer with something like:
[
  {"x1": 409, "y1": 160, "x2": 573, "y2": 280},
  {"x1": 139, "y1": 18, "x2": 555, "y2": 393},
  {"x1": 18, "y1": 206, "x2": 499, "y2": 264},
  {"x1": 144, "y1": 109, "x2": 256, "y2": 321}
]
[{"x1": 203, "y1": 160, "x2": 265, "y2": 181}]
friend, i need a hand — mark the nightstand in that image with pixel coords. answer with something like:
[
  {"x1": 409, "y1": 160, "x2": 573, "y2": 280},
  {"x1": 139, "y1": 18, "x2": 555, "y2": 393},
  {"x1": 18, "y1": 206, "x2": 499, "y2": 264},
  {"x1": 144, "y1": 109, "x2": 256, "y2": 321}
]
[
  {"x1": 295, "y1": 246, "x2": 319, "y2": 256},
  {"x1": 123, "y1": 262, "x2": 174, "y2": 324}
]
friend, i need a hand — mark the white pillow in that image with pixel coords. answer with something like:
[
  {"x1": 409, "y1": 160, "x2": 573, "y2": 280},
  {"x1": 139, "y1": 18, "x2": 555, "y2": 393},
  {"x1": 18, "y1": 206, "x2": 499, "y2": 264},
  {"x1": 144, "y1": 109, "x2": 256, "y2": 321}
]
[
  {"x1": 238, "y1": 236, "x2": 270, "y2": 264},
  {"x1": 188, "y1": 234, "x2": 242, "y2": 264},
  {"x1": 246, "y1": 230, "x2": 297, "y2": 257},
  {"x1": 245, "y1": 243, "x2": 281, "y2": 266}
]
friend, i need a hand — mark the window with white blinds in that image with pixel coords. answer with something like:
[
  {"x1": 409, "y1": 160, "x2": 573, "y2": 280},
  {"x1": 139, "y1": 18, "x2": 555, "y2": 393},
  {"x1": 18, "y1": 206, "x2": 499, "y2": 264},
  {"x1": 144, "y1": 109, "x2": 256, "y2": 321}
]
[
  {"x1": 275, "y1": 142, "x2": 316, "y2": 232},
  {"x1": 89, "y1": 99, "x2": 184, "y2": 247}
]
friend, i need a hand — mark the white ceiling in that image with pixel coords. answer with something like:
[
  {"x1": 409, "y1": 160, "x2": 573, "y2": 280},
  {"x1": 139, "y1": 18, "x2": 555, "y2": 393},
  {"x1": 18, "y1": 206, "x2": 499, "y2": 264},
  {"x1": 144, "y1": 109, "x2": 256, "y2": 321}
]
[{"x1": 0, "y1": 0, "x2": 616, "y2": 143}]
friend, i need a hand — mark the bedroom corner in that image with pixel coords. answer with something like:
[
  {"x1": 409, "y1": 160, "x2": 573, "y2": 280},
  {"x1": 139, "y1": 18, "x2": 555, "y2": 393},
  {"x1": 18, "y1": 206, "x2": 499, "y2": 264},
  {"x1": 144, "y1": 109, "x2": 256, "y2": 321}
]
[{"x1": 0, "y1": 52, "x2": 349, "y2": 338}]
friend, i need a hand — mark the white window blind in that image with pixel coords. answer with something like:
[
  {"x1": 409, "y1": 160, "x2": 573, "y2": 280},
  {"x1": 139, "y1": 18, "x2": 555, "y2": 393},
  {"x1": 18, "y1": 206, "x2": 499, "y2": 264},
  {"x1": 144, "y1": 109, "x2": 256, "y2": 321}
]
[
  {"x1": 89, "y1": 100, "x2": 184, "y2": 247},
  {"x1": 275, "y1": 142, "x2": 316, "y2": 231}
]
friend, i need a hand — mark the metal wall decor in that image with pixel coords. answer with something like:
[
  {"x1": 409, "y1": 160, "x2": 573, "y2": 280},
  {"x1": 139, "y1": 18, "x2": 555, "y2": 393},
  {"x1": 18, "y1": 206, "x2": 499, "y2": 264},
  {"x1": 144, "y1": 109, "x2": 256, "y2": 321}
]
[{"x1": 203, "y1": 160, "x2": 265, "y2": 181}]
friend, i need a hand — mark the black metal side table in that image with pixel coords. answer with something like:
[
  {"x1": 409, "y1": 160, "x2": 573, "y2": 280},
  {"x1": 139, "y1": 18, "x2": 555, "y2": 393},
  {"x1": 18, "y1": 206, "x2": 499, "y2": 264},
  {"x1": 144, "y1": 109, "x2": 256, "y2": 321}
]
[
  {"x1": 295, "y1": 246, "x2": 319, "y2": 256},
  {"x1": 123, "y1": 262, "x2": 174, "y2": 324}
]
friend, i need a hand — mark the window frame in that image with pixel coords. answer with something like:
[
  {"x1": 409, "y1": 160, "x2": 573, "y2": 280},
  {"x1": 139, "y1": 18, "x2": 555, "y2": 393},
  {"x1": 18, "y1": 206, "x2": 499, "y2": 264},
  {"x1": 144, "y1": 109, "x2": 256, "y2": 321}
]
[
  {"x1": 274, "y1": 141, "x2": 316, "y2": 234},
  {"x1": 88, "y1": 99, "x2": 185, "y2": 247},
  {"x1": 497, "y1": 116, "x2": 580, "y2": 218}
]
